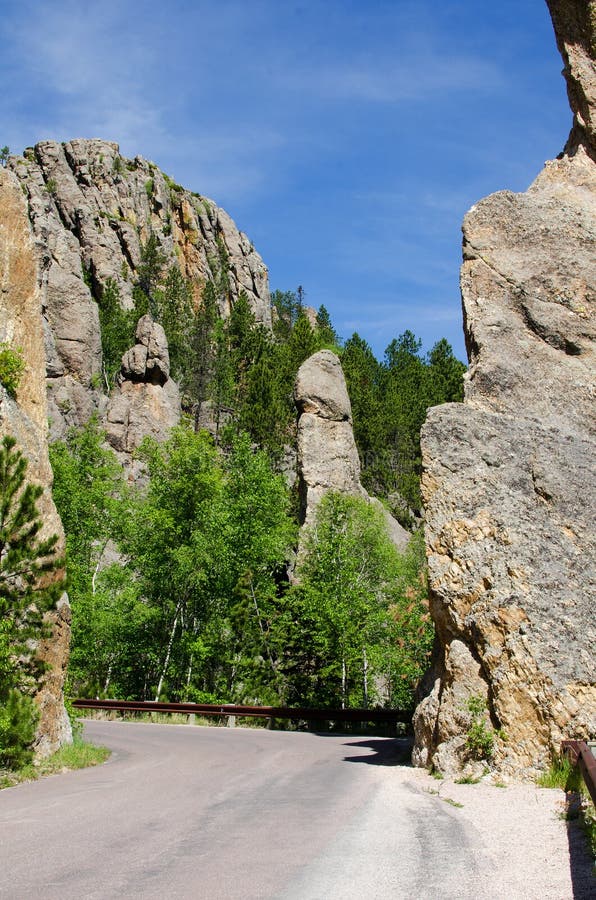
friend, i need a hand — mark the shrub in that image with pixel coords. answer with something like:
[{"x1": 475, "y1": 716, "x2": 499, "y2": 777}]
[
  {"x1": 0, "y1": 344, "x2": 25, "y2": 397},
  {"x1": 0, "y1": 689, "x2": 38, "y2": 769},
  {"x1": 465, "y1": 694, "x2": 496, "y2": 760}
]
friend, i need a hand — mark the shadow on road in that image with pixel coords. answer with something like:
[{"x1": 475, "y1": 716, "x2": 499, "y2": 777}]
[
  {"x1": 566, "y1": 809, "x2": 595, "y2": 899},
  {"x1": 341, "y1": 736, "x2": 413, "y2": 767}
]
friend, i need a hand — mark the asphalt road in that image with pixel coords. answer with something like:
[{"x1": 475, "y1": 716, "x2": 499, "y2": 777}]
[{"x1": 0, "y1": 720, "x2": 577, "y2": 899}]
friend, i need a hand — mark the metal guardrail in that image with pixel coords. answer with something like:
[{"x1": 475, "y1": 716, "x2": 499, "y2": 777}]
[
  {"x1": 73, "y1": 698, "x2": 413, "y2": 725},
  {"x1": 561, "y1": 739, "x2": 596, "y2": 806}
]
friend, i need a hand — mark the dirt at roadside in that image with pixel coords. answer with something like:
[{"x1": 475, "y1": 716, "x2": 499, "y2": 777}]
[{"x1": 400, "y1": 767, "x2": 594, "y2": 899}]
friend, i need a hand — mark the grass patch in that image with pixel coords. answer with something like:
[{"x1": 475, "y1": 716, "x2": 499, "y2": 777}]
[
  {"x1": 442, "y1": 796, "x2": 464, "y2": 809},
  {"x1": 455, "y1": 774, "x2": 481, "y2": 785},
  {"x1": 0, "y1": 737, "x2": 110, "y2": 789},
  {"x1": 82, "y1": 710, "x2": 213, "y2": 727},
  {"x1": 424, "y1": 787, "x2": 464, "y2": 809},
  {"x1": 537, "y1": 755, "x2": 576, "y2": 790}
]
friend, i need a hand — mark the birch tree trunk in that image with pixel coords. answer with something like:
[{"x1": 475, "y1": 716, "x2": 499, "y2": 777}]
[{"x1": 155, "y1": 603, "x2": 182, "y2": 701}]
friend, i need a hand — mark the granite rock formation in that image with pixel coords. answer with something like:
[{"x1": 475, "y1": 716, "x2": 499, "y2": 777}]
[
  {"x1": 106, "y1": 315, "x2": 180, "y2": 477},
  {"x1": 0, "y1": 168, "x2": 72, "y2": 756},
  {"x1": 0, "y1": 139, "x2": 274, "y2": 751},
  {"x1": 295, "y1": 350, "x2": 409, "y2": 550},
  {"x1": 7, "y1": 139, "x2": 271, "y2": 446},
  {"x1": 413, "y1": 0, "x2": 596, "y2": 779}
]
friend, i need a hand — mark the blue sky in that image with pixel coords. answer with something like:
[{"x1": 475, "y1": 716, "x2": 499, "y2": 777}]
[{"x1": 1, "y1": 0, "x2": 569, "y2": 360}]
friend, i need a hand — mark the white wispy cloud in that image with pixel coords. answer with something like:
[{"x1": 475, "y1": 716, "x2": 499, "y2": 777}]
[{"x1": 279, "y1": 51, "x2": 503, "y2": 104}]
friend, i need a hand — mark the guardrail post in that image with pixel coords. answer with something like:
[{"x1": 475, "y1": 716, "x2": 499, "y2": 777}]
[
  {"x1": 562, "y1": 739, "x2": 596, "y2": 807},
  {"x1": 188, "y1": 714, "x2": 196, "y2": 726},
  {"x1": 227, "y1": 715, "x2": 236, "y2": 728}
]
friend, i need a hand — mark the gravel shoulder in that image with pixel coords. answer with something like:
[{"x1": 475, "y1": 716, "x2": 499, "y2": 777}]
[{"x1": 392, "y1": 766, "x2": 594, "y2": 900}]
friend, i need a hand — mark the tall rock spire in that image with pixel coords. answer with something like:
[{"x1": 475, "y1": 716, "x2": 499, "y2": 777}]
[{"x1": 413, "y1": 0, "x2": 595, "y2": 779}]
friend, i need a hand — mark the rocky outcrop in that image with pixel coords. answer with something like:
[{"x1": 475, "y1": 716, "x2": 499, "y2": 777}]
[
  {"x1": 0, "y1": 168, "x2": 71, "y2": 756},
  {"x1": 413, "y1": 0, "x2": 596, "y2": 779},
  {"x1": 106, "y1": 315, "x2": 180, "y2": 475},
  {"x1": 547, "y1": 0, "x2": 596, "y2": 158},
  {"x1": 8, "y1": 139, "x2": 271, "y2": 442},
  {"x1": 295, "y1": 350, "x2": 409, "y2": 550}
]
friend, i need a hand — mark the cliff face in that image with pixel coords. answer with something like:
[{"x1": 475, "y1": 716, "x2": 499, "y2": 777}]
[
  {"x1": 8, "y1": 139, "x2": 271, "y2": 451},
  {"x1": 0, "y1": 168, "x2": 72, "y2": 756},
  {"x1": 413, "y1": 0, "x2": 595, "y2": 778},
  {"x1": 1, "y1": 138, "x2": 273, "y2": 751}
]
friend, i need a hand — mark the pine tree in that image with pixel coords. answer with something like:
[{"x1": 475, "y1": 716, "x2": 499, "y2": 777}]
[
  {"x1": 136, "y1": 232, "x2": 167, "y2": 314},
  {"x1": 0, "y1": 436, "x2": 63, "y2": 768},
  {"x1": 315, "y1": 305, "x2": 339, "y2": 347},
  {"x1": 97, "y1": 278, "x2": 137, "y2": 389},
  {"x1": 153, "y1": 266, "x2": 195, "y2": 385}
]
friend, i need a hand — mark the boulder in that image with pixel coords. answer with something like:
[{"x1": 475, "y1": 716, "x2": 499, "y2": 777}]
[{"x1": 106, "y1": 316, "x2": 180, "y2": 472}]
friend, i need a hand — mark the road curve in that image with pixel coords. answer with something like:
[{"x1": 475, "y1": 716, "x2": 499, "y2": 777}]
[{"x1": 0, "y1": 720, "x2": 584, "y2": 899}]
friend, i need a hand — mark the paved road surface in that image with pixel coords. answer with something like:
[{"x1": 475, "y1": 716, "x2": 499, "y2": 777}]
[{"x1": 0, "y1": 720, "x2": 586, "y2": 899}]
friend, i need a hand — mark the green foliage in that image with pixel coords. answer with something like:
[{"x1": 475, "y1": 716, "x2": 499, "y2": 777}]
[
  {"x1": 341, "y1": 328, "x2": 465, "y2": 514},
  {"x1": 0, "y1": 436, "x2": 63, "y2": 769},
  {"x1": 49, "y1": 419, "x2": 132, "y2": 697},
  {"x1": 537, "y1": 755, "x2": 575, "y2": 790},
  {"x1": 185, "y1": 281, "x2": 218, "y2": 420},
  {"x1": 144, "y1": 178, "x2": 154, "y2": 199},
  {"x1": 0, "y1": 146, "x2": 9, "y2": 167},
  {"x1": 53, "y1": 421, "x2": 297, "y2": 703},
  {"x1": 49, "y1": 417, "x2": 126, "y2": 576},
  {"x1": 153, "y1": 266, "x2": 195, "y2": 383},
  {"x1": 164, "y1": 174, "x2": 184, "y2": 203},
  {"x1": 96, "y1": 278, "x2": 137, "y2": 388},
  {"x1": 464, "y1": 695, "x2": 496, "y2": 760},
  {"x1": 0, "y1": 689, "x2": 38, "y2": 768},
  {"x1": 0, "y1": 344, "x2": 25, "y2": 398},
  {"x1": 214, "y1": 235, "x2": 231, "y2": 297},
  {"x1": 537, "y1": 754, "x2": 596, "y2": 858},
  {"x1": 112, "y1": 156, "x2": 124, "y2": 175},
  {"x1": 51, "y1": 279, "x2": 468, "y2": 714},
  {"x1": 121, "y1": 426, "x2": 296, "y2": 702},
  {"x1": 271, "y1": 289, "x2": 302, "y2": 342},
  {"x1": 281, "y1": 494, "x2": 432, "y2": 709},
  {"x1": 136, "y1": 232, "x2": 166, "y2": 315},
  {"x1": 0, "y1": 734, "x2": 109, "y2": 787},
  {"x1": 0, "y1": 690, "x2": 37, "y2": 768},
  {"x1": 316, "y1": 305, "x2": 340, "y2": 348},
  {"x1": 45, "y1": 178, "x2": 57, "y2": 195}
]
